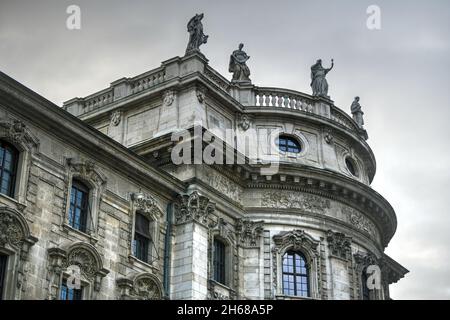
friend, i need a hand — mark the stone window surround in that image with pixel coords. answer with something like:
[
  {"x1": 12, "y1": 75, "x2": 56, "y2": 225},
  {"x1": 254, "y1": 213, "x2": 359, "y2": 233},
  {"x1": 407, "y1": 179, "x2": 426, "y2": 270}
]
[
  {"x1": 272, "y1": 230, "x2": 321, "y2": 300},
  {"x1": 47, "y1": 242, "x2": 109, "y2": 300},
  {"x1": 0, "y1": 206, "x2": 38, "y2": 300},
  {"x1": 0, "y1": 119, "x2": 40, "y2": 207},
  {"x1": 274, "y1": 131, "x2": 309, "y2": 160},
  {"x1": 62, "y1": 158, "x2": 107, "y2": 241},
  {"x1": 128, "y1": 191, "x2": 164, "y2": 272}
]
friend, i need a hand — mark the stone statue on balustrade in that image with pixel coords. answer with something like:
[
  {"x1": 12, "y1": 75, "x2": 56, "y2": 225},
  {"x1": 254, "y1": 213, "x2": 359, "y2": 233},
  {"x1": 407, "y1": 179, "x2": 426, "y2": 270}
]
[
  {"x1": 350, "y1": 96, "x2": 365, "y2": 128},
  {"x1": 229, "y1": 43, "x2": 251, "y2": 84},
  {"x1": 310, "y1": 59, "x2": 334, "y2": 98},
  {"x1": 185, "y1": 13, "x2": 209, "y2": 55}
]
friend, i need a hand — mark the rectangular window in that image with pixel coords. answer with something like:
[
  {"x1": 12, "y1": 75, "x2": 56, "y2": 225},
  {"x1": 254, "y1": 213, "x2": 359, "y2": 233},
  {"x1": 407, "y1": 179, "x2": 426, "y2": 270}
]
[
  {"x1": 68, "y1": 180, "x2": 89, "y2": 232},
  {"x1": 60, "y1": 279, "x2": 83, "y2": 300},
  {"x1": 133, "y1": 213, "x2": 151, "y2": 263},
  {"x1": 0, "y1": 254, "x2": 7, "y2": 300},
  {"x1": 213, "y1": 239, "x2": 226, "y2": 285}
]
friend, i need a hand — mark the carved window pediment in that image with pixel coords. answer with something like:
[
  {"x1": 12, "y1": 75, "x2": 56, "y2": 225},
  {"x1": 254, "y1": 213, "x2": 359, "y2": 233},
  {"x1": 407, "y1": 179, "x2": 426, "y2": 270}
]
[
  {"x1": 66, "y1": 158, "x2": 107, "y2": 189},
  {"x1": 0, "y1": 206, "x2": 37, "y2": 250},
  {"x1": 131, "y1": 192, "x2": 163, "y2": 220},
  {"x1": 0, "y1": 119, "x2": 39, "y2": 153},
  {"x1": 117, "y1": 273, "x2": 163, "y2": 300},
  {"x1": 48, "y1": 242, "x2": 109, "y2": 297}
]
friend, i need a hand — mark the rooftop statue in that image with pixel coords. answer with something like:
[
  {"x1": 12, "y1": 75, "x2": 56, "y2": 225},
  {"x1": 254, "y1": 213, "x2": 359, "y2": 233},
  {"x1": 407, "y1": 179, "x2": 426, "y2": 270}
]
[
  {"x1": 185, "y1": 13, "x2": 209, "y2": 55},
  {"x1": 229, "y1": 43, "x2": 251, "y2": 83},
  {"x1": 350, "y1": 96, "x2": 365, "y2": 128},
  {"x1": 311, "y1": 59, "x2": 334, "y2": 98}
]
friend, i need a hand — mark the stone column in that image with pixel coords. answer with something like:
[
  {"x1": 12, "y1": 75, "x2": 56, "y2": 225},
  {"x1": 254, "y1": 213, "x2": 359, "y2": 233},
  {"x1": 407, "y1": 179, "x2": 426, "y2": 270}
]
[{"x1": 171, "y1": 191, "x2": 215, "y2": 299}]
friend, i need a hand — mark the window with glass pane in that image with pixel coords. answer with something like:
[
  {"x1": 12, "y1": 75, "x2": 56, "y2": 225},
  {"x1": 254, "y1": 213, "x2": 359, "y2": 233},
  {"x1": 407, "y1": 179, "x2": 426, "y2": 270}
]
[
  {"x1": 133, "y1": 213, "x2": 151, "y2": 263},
  {"x1": 0, "y1": 254, "x2": 7, "y2": 300},
  {"x1": 276, "y1": 136, "x2": 301, "y2": 153},
  {"x1": 282, "y1": 251, "x2": 309, "y2": 297},
  {"x1": 0, "y1": 140, "x2": 18, "y2": 198},
  {"x1": 60, "y1": 279, "x2": 83, "y2": 300},
  {"x1": 68, "y1": 180, "x2": 89, "y2": 232},
  {"x1": 213, "y1": 239, "x2": 226, "y2": 285}
]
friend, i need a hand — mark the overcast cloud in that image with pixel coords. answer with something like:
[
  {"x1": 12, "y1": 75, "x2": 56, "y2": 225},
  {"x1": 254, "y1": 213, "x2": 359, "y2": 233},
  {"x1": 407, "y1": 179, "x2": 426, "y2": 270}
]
[{"x1": 1, "y1": 0, "x2": 449, "y2": 299}]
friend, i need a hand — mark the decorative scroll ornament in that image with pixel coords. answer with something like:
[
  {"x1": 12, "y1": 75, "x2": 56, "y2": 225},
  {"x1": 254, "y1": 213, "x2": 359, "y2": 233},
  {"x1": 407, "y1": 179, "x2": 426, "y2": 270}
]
[
  {"x1": 175, "y1": 191, "x2": 215, "y2": 226},
  {"x1": 273, "y1": 229, "x2": 319, "y2": 253},
  {"x1": 110, "y1": 110, "x2": 122, "y2": 126},
  {"x1": 0, "y1": 211, "x2": 24, "y2": 247},
  {"x1": 326, "y1": 230, "x2": 352, "y2": 260},
  {"x1": 236, "y1": 219, "x2": 264, "y2": 247}
]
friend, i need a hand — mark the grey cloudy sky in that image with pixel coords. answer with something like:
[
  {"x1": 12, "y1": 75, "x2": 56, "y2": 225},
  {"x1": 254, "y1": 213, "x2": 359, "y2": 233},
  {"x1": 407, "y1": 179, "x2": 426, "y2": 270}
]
[{"x1": 1, "y1": 0, "x2": 449, "y2": 299}]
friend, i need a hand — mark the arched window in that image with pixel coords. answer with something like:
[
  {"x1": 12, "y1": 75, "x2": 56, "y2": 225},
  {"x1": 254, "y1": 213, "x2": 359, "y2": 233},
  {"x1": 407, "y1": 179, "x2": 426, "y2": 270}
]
[
  {"x1": 282, "y1": 251, "x2": 309, "y2": 297},
  {"x1": 68, "y1": 179, "x2": 89, "y2": 232},
  {"x1": 0, "y1": 253, "x2": 7, "y2": 300},
  {"x1": 276, "y1": 136, "x2": 301, "y2": 153},
  {"x1": 133, "y1": 213, "x2": 153, "y2": 263},
  {"x1": 0, "y1": 140, "x2": 19, "y2": 198},
  {"x1": 213, "y1": 238, "x2": 226, "y2": 285}
]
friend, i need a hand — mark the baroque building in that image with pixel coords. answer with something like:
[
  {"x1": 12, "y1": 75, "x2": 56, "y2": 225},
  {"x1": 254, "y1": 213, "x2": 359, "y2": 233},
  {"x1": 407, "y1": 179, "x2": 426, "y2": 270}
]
[{"x1": 0, "y1": 16, "x2": 407, "y2": 300}]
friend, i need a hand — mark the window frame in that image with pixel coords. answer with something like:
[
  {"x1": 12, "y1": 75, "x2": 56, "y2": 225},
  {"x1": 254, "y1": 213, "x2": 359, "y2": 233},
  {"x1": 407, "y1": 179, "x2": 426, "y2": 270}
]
[
  {"x1": 60, "y1": 278, "x2": 84, "y2": 301},
  {"x1": 0, "y1": 253, "x2": 7, "y2": 300},
  {"x1": 282, "y1": 250, "x2": 310, "y2": 297},
  {"x1": 0, "y1": 140, "x2": 19, "y2": 198},
  {"x1": 276, "y1": 135, "x2": 302, "y2": 154},
  {"x1": 68, "y1": 179, "x2": 90, "y2": 233},
  {"x1": 213, "y1": 238, "x2": 227, "y2": 285},
  {"x1": 133, "y1": 212, "x2": 152, "y2": 263}
]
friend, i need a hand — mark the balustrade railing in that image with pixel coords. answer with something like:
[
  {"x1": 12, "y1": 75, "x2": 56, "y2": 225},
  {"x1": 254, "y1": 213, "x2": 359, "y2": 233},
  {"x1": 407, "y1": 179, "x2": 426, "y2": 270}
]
[
  {"x1": 131, "y1": 68, "x2": 166, "y2": 94},
  {"x1": 255, "y1": 88, "x2": 316, "y2": 114}
]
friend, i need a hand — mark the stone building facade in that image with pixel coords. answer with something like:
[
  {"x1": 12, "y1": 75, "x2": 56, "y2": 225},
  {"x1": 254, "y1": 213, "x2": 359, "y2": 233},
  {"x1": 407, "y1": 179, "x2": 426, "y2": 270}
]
[{"x1": 0, "y1": 46, "x2": 407, "y2": 300}]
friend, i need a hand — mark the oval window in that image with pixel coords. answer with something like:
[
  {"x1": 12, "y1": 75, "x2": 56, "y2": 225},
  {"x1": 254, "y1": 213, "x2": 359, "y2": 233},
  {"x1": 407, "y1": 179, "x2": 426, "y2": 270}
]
[
  {"x1": 345, "y1": 157, "x2": 358, "y2": 177},
  {"x1": 276, "y1": 136, "x2": 301, "y2": 153}
]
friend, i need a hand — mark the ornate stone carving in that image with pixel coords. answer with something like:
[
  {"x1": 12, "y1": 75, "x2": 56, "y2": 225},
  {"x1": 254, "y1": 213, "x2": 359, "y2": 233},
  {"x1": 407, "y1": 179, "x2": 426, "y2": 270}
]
[
  {"x1": 66, "y1": 158, "x2": 107, "y2": 187},
  {"x1": 354, "y1": 251, "x2": 378, "y2": 268},
  {"x1": 235, "y1": 219, "x2": 264, "y2": 247},
  {"x1": 175, "y1": 191, "x2": 215, "y2": 225},
  {"x1": 110, "y1": 110, "x2": 122, "y2": 126},
  {"x1": 261, "y1": 191, "x2": 330, "y2": 213},
  {"x1": 311, "y1": 59, "x2": 334, "y2": 98},
  {"x1": 326, "y1": 230, "x2": 352, "y2": 260},
  {"x1": 185, "y1": 13, "x2": 208, "y2": 55},
  {"x1": 131, "y1": 192, "x2": 163, "y2": 218},
  {"x1": 203, "y1": 169, "x2": 242, "y2": 203},
  {"x1": 272, "y1": 230, "x2": 322, "y2": 298},
  {"x1": 48, "y1": 242, "x2": 109, "y2": 297},
  {"x1": 163, "y1": 90, "x2": 175, "y2": 106},
  {"x1": 342, "y1": 207, "x2": 377, "y2": 238},
  {"x1": 0, "y1": 211, "x2": 24, "y2": 247},
  {"x1": 0, "y1": 119, "x2": 39, "y2": 151},
  {"x1": 238, "y1": 114, "x2": 251, "y2": 131},
  {"x1": 117, "y1": 273, "x2": 163, "y2": 300},
  {"x1": 196, "y1": 86, "x2": 206, "y2": 103},
  {"x1": 324, "y1": 128, "x2": 334, "y2": 144}
]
